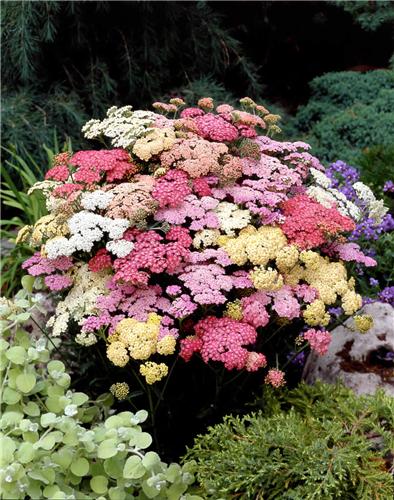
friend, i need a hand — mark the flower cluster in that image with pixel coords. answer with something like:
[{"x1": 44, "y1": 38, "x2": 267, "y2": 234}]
[{"x1": 18, "y1": 97, "x2": 385, "y2": 387}]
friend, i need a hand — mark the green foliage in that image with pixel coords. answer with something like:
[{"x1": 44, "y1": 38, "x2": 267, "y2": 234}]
[
  {"x1": 293, "y1": 70, "x2": 394, "y2": 163},
  {"x1": 185, "y1": 382, "x2": 394, "y2": 499},
  {"x1": 331, "y1": 0, "x2": 394, "y2": 31},
  {"x1": 1, "y1": 145, "x2": 49, "y2": 226},
  {"x1": 2, "y1": 89, "x2": 88, "y2": 164},
  {"x1": 357, "y1": 144, "x2": 394, "y2": 211},
  {"x1": 0, "y1": 290, "x2": 201, "y2": 500},
  {"x1": 0, "y1": 141, "x2": 71, "y2": 297}
]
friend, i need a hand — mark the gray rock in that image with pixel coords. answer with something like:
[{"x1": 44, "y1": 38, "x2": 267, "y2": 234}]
[{"x1": 303, "y1": 302, "x2": 394, "y2": 395}]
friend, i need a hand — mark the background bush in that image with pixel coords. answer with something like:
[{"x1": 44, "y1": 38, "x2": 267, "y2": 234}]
[{"x1": 291, "y1": 70, "x2": 394, "y2": 163}]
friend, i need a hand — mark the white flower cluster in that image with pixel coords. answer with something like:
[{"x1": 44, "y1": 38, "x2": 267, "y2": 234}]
[
  {"x1": 45, "y1": 210, "x2": 129, "y2": 259},
  {"x1": 47, "y1": 264, "x2": 109, "y2": 336},
  {"x1": 353, "y1": 182, "x2": 375, "y2": 204},
  {"x1": 81, "y1": 190, "x2": 114, "y2": 211},
  {"x1": 353, "y1": 181, "x2": 388, "y2": 225},
  {"x1": 309, "y1": 167, "x2": 332, "y2": 189},
  {"x1": 106, "y1": 239, "x2": 134, "y2": 257},
  {"x1": 308, "y1": 168, "x2": 362, "y2": 221},
  {"x1": 215, "y1": 202, "x2": 251, "y2": 236},
  {"x1": 82, "y1": 106, "x2": 156, "y2": 149}
]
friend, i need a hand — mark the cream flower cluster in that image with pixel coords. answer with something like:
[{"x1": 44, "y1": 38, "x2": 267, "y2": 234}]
[
  {"x1": 353, "y1": 181, "x2": 388, "y2": 224},
  {"x1": 132, "y1": 127, "x2": 176, "y2": 161},
  {"x1": 82, "y1": 105, "x2": 156, "y2": 148},
  {"x1": 47, "y1": 264, "x2": 109, "y2": 337},
  {"x1": 215, "y1": 202, "x2": 252, "y2": 236}
]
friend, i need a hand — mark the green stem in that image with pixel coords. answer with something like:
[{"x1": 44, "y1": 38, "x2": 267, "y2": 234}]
[
  {"x1": 223, "y1": 369, "x2": 245, "y2": 387},
  {"x1": 153, "y1": 356, "x2": 177, "y2": 414},
  {"x1": 262, "y1": 324, "x2": 286, "y2": 347},
  {"x1": 146, "y1": 384, "x2": 160, "y2": 450},
  {"x1": 95, "y1": 342, "x2": 111, "y2": 378},
  {"x1": 1, "y1": 362, "x2": 11, "y2": 395},
  {"x1": 30, "y1": 316, "x2": 64, "y2": 361}
]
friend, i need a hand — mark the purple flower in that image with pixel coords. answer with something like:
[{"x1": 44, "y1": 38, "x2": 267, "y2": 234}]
[
  {"x1": 383, "y1": 180, "x2": 394, "y2": 193},
  {"x1": 326, "y1": 160, "x2": 360, "y2": 199},
  {"x1": 378, "y1": 286, "x2": 394, "y2": 307},
  {"x1": 287, "y1": 350, "x2": 306, "y2": 367},
  {"x1": 381, "y1": 213, "x2": 394, "y2": 232},
  {"x1": 328, "y1": 307, "x2": 342, "y2": 318}
]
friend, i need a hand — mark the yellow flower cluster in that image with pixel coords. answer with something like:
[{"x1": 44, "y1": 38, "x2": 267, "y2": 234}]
[
  {"x1": 250, "y1": 266, "x2": 284, "y2": 292},
  {"x1": 106, "y1": 341, "x2": 129, "y2": 367},
  {"x1": 106, "y1": 313, "x2": 176, "y2": 383},
  {"x1": 219, "y1": 226, "x2": 361, "y2": 323},
  {"x1": 110, "y1": 382, "x2": 130, "y2": 400},
  {"x1": 116, "y1": 314, "x2": 161, "y2": 360},
  {"x1": 224, "y1": 300, "x2": 243, "y2": 320},
  {"x1": 139, "y1": 362, "x2": 168, "y2": 385},
  {"x1": 353, "y1": 314, "x2": 374, "y2": 333},
  {"x1": 133, "y1": 127, "x2": 176, "y2": 161},
  {"x1": 157, "y1": 335, "x2": 177, "y2": 355},
  {"x1": 303, "y1": 299, "x2": 330, "y2": 327},
  {"x1": 275, "y1": 245, "x2": 299, "y2": 273},
  {"x1": 342, "y1": 290, "x2": 363, "y2": 316},
  {"x1": 220, "y1": 225, "x2": 287, "y2": 266},
  {"x1": 16, "y1": 214, "x2": 69, "y2": 247},
  {"x1": 282, "y1": 251, "x2": 362, "y2": 314}
]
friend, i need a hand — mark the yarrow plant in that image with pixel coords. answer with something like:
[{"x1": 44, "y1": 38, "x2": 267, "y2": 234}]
[{"x1": 17, "y1": 97, "x2": 385, "y2": 395}]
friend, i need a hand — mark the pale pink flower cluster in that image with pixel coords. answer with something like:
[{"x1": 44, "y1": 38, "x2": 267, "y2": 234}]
[{"x1": 303, "y1": 329, "x2": 332, "y2": 356}]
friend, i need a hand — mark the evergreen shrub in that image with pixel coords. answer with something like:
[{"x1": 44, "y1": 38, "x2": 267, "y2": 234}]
[{"x1": 185, "y1": 382, "x2": 394, "y2": 500}]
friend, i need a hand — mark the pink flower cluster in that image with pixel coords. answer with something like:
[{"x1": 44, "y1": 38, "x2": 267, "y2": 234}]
[
  {"x1": 71, "y1": 149, "x2": 137, "y2": 183},
  {"x1": 180, "y1": 316, "x2": 266, "y2": 371},
  {"x1": 46, "y1": 149, "x2": 138, "y2": 190},
  {"x1": 281, "y1": 194, "x2": 355, "y2": 249},
  {"x1": 328, "y1": 242, "x2": 377, "y2": 267},
  {"x1": 265, "y1": 369, "x2": 286, "y2": 388},
  {"x1": 194, "y1": 113, "x2": 239, "y2": 142},
  {"x1": 303, "y1": 329, "x2": 332, "y2": 356},
  {"x1": 152, "y1": 170, "x2": 191, "y2": 208},
  {"x1": 22, "y1": 253, "x2": 73, "y2": 291},
  {"x1": 114, "y1": 227, "x2": 192, "y2": 285}
]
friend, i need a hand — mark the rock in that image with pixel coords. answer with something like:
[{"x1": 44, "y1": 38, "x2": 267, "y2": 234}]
[{"x1": 303, "y1": 302, "x2": 394, "y2": 395}]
